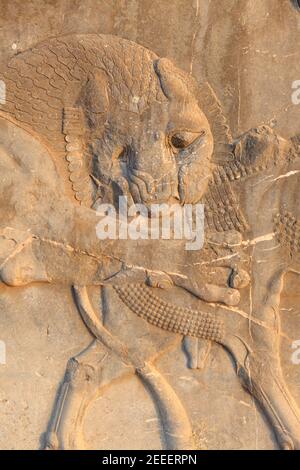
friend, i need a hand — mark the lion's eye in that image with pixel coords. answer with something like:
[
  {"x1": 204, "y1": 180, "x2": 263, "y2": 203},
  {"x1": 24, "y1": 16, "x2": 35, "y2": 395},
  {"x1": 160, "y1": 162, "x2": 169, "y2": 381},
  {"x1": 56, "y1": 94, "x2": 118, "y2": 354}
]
[{"x1": 170, "y1": 130, "x2": 205, "y2": 151}]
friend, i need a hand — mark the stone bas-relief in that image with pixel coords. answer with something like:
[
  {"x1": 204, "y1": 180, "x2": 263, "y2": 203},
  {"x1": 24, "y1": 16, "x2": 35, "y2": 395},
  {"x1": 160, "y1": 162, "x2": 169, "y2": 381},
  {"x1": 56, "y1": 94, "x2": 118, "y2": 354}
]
[{"x1": 0, "y1": 33, "x2": 300, "y2": 450}]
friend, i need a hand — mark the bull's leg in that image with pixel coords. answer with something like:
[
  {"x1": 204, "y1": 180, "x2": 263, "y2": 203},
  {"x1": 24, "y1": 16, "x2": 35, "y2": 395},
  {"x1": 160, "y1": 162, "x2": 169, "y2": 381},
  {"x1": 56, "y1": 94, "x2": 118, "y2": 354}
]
[
  {"x1": 237, "y1": 350, "x2": 300, "y2": 450},
  {"x1": 224, "y1": 270, "x2": 300, "y2": 450},
  {"x1": 137, "y1": 362, "x2": 195, "y2": 450},
  {"x1": 225, "y1": 339, "x2": 300, "y2": 450},
  {"x1": 44, "y1": 339, "x2": 133, "y2": 450}
]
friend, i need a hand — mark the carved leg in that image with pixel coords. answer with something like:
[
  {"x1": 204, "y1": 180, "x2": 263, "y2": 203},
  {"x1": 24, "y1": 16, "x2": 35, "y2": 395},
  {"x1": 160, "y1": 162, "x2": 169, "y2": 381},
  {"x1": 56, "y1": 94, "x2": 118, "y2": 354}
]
[
  {"x1": 44, "y1": 339, "x2": 133, "y2": 450},
  {"x1": 74, "y1": 285, "x2": 195, "y2": 450},
  {"x1": 237, "y1": 350, "x2": 300, "y2": 450},
  {"x1": 137, "y1": 362, "x2": 195, "y2": 450},
  {"x1": 224, "y1": 270, "x2": 300, "y2": 450}
]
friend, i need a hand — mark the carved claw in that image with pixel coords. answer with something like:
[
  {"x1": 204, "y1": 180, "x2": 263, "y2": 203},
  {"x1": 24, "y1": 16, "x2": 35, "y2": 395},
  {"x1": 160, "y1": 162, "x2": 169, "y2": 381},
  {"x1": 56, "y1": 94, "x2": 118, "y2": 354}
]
[
  {"x1": 146, "y1": 270, "x2": 174, "y2": 289},
  {"x1": 170, "y1": 273, "x2": 241, "y2": 306},
  {"x1": 229, "y1": 268, "x2": 250, "y2": 289}
]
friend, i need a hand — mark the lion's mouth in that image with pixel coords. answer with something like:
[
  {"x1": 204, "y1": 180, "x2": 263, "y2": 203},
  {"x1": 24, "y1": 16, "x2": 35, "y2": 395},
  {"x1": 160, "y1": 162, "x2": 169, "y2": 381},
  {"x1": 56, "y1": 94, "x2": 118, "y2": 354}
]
[{"x1": 127, "y1": 167, "x2": 179, "y2": 205}]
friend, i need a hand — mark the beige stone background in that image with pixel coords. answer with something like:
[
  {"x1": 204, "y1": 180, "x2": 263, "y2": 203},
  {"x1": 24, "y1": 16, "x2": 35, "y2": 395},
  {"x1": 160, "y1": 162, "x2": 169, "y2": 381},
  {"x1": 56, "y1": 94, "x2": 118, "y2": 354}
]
[{"x1": 0, "y1": 0, "x2": 300, "y2": 449}]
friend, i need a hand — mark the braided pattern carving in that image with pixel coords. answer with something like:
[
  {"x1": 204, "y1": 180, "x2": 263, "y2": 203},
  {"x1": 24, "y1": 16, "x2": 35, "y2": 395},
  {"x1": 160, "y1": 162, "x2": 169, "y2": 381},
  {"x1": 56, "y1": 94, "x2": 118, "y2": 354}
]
[
  {"x1": 204, "y1": 133, "x2": 299, "y2": 234},
  {"x1": 114, "y1": 284, "x2": 225, "y2": 342},
  {"x1": 62, "y1": 107, "x2": 92, "y2": 206},
  {"x1": 204, "y1": 177, "x2": 248, "y2": 233},
  {"x1": 274, "y1": 212, "x2": 300, "y2": 256}
]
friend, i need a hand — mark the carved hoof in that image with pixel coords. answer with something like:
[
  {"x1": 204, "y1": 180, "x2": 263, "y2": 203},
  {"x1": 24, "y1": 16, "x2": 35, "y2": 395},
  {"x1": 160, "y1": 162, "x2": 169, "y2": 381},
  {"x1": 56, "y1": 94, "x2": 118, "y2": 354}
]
[{"x1": 43, "y1": 432, "x2": 59, "y2": 450}]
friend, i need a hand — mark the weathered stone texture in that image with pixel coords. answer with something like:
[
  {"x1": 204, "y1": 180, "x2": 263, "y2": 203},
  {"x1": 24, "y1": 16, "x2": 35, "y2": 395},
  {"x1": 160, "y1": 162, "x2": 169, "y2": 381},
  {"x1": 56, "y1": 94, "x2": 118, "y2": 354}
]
[{"x1": 0, "y1": 0, "x2": 300, "y2": 450}]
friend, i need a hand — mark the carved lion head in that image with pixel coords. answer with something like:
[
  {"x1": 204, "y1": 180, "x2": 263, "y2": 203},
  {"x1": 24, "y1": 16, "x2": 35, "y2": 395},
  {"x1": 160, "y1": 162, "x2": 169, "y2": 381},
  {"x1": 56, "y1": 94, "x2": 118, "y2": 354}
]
[{"x1": 0, "y1": 34, "x2": 231, "y2": 209}]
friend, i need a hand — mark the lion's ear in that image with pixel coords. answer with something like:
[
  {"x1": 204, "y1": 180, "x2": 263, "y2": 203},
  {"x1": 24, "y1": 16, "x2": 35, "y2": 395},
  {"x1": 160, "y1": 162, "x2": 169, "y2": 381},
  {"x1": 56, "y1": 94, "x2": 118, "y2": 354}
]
[
  {"x1": 154, "y1": 58, "x2": 194, "y2": 100},
  {"x1": 77, "y1": 70, "x2": 109, "y2": 124}
]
